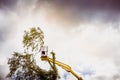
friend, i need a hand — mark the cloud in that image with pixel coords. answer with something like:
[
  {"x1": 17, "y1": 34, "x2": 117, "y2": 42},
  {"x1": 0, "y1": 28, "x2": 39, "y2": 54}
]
[
  {"x1": 0, "y1": 65, "x2": 9, "y2": 80},
  {"x1": 93, "y1": 73, "x2": 120, "y2": 80},
  {"x1": 1, "y1": 0, "x2": 120, "y2": 29},
  {"x1": 32, "y1": 0, "x2": 120, "y2": 31},
  {"x1": 0, "y1": 0, "x2": 17, "y2": 11},
  {"x1": 37, "y1": 0, "x2": 120, "y2": 11}
]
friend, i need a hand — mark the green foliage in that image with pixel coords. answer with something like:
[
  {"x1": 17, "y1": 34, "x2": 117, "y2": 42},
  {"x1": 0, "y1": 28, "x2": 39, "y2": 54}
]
[
  {"x1": 7, "y1": 52, "x2": 58, "y2": 80},
  {"x1": 23, "y1": 27, "x2": 44, "y2": 52},
  {"x1": 7, "y1": 27, "x2": 59, "y2": 80}
]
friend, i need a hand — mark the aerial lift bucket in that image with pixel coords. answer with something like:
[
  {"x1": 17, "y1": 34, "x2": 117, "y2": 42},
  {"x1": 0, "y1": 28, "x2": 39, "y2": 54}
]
[{"x1": 41, "y1": 46, "x2": 48, "y2": 60}]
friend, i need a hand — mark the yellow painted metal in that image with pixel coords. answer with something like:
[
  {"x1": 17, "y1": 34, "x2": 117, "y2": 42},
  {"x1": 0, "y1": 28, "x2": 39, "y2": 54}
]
[{"x1": 41, "y1": 56, "x2": 83, "y2": 80}]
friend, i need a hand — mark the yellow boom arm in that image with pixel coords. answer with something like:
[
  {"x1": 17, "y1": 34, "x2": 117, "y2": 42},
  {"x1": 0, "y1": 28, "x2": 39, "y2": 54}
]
[{"x1": 41, "y1": 57, "x2": 83, "y2": 80}]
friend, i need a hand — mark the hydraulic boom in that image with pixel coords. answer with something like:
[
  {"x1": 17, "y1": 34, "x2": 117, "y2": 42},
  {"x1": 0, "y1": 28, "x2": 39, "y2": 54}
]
[{"x1": 41, "y1": 56, "x2": 83, "y2": 80}]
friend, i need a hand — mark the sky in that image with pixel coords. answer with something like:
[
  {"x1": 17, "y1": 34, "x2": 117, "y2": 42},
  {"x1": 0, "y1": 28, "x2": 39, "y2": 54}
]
[{"x1": 0, "y1": 0, "x2": 120, "y2": 80}]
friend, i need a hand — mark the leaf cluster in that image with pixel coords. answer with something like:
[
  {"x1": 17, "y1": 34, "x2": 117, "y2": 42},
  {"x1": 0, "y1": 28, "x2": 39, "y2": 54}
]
[
  {"x1": 7, "y1": 52, "x2": 58, "y2": 80},
  {"x1": 23, "y1": 27, "x2": 44, "y2": 52}
]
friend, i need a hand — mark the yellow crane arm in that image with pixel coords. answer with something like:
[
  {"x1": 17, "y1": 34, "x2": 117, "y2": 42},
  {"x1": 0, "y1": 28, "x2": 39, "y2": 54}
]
[{"x1": 41, "y1": 57, "x2": 83, "y2": 80}]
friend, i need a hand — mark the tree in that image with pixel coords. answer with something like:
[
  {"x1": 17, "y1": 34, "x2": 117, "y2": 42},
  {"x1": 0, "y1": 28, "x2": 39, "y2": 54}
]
[{"x1": 7, "y1": 27, "x2": 59, "y2": 80}]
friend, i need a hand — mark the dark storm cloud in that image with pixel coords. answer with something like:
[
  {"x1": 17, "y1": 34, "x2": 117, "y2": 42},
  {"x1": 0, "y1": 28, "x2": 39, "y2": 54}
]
[
  {"x1": 1, "y1": 0, "x2": 120, "y2": 11},
  {"x1": 0, "y1": 0, "x2": 17, "y2": 10},
  {"x1": 0, "y1": 0, "x2": 119, "y2": 25},
  {"x1": 37, "y1": 0, "x2": 120, "y2": 12},
  {"x1": 35, "y1": 0, "x2": 120, "y2": 26},
  {"x1": 1, "y1": 0, "x2": 120, "y2": 13}
]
